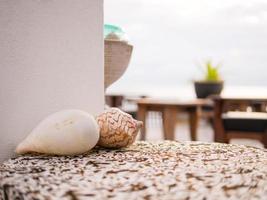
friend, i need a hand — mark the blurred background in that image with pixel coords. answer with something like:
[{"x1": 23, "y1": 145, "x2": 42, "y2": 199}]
[
  {"x1": 104, "y1": 0, "x2": 267, "y2": 147},
  {"x1": 105, "y1": 0, "x2": 267, "y2": 97}
]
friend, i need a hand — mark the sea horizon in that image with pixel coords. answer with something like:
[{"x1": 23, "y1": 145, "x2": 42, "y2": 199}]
[{"x1": 107, "y1": 82, "x2": 267, "y2": 99}]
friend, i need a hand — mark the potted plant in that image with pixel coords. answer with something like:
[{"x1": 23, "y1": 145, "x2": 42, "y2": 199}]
[{"x1": 194, "y1": 60, "x2": 224, "y2": 98}]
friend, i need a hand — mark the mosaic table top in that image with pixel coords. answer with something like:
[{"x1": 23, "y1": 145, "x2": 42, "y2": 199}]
[{"x1": 1, "y1": 141, "x2": 267, "y2": 200}]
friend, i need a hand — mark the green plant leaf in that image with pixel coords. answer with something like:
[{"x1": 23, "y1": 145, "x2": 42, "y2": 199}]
[{"x1": 203, "y1": 60, "x2": 221, "y2": 81}]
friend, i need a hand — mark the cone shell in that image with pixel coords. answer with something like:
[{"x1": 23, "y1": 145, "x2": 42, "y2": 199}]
[
  {"x1": 16, "y1": 110, "x2": 99, "y2": 155},
  {"x1": 96, "y1": 108, "x2": 143, "y2": 148}
]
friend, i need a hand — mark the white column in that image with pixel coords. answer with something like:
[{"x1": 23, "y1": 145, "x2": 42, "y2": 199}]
[{"x1": 0, "y1": 0, "x2": 104, "y2": 162}]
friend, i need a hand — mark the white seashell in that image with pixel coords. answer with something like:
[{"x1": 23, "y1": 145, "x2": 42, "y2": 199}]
[
  {"x1": 96, "y1": 108, "x2": 143, "y2": 148},
  {"x1": 16, "y1": 110, "x2": 99, "y2": 155}
]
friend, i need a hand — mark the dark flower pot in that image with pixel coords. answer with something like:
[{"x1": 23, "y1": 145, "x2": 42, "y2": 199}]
[{"x1": 194, "y1": 81, "x2": 224, "y2": 98}]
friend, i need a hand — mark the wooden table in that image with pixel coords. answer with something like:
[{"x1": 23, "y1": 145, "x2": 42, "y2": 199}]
[{"x1": 137, "y1": 98, "x2": 213, "y2": 141}]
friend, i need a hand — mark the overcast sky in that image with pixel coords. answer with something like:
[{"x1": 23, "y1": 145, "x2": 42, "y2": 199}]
[{"x1": 105, "y1": 0, "x2": 267, "y2": 90}]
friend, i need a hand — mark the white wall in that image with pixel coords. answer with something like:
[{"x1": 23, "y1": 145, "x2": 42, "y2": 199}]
[{"x1": 0, "y1": 0, "x2": 104, "y2": 162}]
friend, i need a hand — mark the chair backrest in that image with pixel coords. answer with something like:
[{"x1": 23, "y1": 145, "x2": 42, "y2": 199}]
[
  {"x1": 212, "y1": 96, "x2": 267, "y2": 113},
  {"x1": 212, "y1": 96, "x2": 267, "y2": 143}
]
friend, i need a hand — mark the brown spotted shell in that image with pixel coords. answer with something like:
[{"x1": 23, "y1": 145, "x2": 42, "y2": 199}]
[{"x1": 96, "y1": 108, "x2": 143, "y2": 148}]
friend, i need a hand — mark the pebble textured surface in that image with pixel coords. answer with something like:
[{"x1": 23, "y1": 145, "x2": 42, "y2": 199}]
[{"x1": 1, "y1": 141, "x2": 267, "y2": 200}]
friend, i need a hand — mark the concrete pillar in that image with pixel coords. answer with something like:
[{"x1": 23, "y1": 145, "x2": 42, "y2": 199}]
[{"x1": 0, "y1": 0, "x2": 104, "y2": 162}]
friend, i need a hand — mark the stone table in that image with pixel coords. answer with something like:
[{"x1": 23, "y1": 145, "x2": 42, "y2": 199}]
[{"x1": 1, "y1": 141, "x2": 267, "y2": 199}]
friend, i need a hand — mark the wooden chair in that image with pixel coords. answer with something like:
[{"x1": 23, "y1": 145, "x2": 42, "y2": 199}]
[
  {"x1": 105, "y1": 95, "x2": 146, "y2": 119},
  {"x1": 105, "y1": 95, "x2": 124, "y2": 108},
  {"x1": 212, "y1": 96, "x2": 267, "y2": 148}
]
